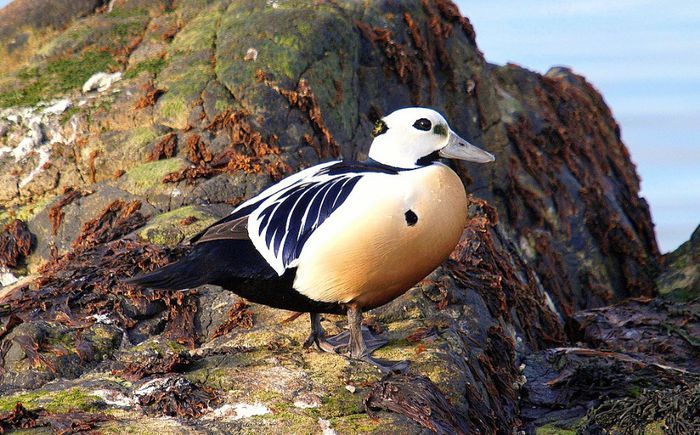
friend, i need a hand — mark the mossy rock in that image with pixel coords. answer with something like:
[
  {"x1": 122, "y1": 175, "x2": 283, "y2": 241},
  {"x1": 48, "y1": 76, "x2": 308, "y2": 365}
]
[
  {"x1": 138, "y1": 205, "x2": 217, "y2": 245},
  {"x1": 0, "y1": 388, "x2": 104, "y2": 413},
  {"x1": 0, "y1": 50, "x2": 117, "y2": 108},
  {"x1": 117, "y1": 157, "x2": 187, "y2": 197},
  {"x1": 657, "y1": 225, "x2": 700, "y2": 301}
]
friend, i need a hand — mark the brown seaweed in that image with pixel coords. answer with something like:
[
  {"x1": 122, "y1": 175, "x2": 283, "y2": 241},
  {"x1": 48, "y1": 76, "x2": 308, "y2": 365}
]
[
  {"x1": 136, "y1": 376, "x2": 220, "y2": 418},
  {"x1": 365, "y1": 373, "x2": 469, "y2": 435},
  {"x1": 0, "y1": 220, "x2": 32, "y2": 269},
  {"x1": 210, "y1": 300, "x2": 254, "y2": 339},
  {"x1": 146, "y1": 132, "x2": 178, "y2": 162}
]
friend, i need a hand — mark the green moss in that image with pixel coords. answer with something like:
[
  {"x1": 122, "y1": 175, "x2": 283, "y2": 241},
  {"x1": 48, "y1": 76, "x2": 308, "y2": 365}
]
[
  {"x1": 121, "y1": 158, "x2": 186, "y2": 195},
  {"x1": 0, "y1": 51, "x2": 116, "y2": 108},
  {"x1": 319, "y1": 388, "x2": 364, "y2": 419},
  {"x1": 0, "y1": 196, "x2": 53, "y2": 225},
  {"x1": 0, "y1": 388, "x2": 102, "y2": 413},
  {"x1": 139, "y1": 206, "x2": 217, "y2": 246},
  {"x1": 214, "y1": 99, "x2": 232, "y2": 112},
  {"x1": 124, "y1": 58, "x2": 167, "y2": 79},
  {"x1": 133, "y1": 337, "x2": 188, "y2": 354},
  {"x1": 105, "y1": 7, "x2": 149, "y2": 19},
  {"x1": 643, "y1": 421, "x2": 666, "y2": 435},
  {"x1": 60, "y1": 105, "x2": 81, "y2": 125},
  {"x1": 158, "y1": 94, "x2": 187, "y2": 124},
  {"x1": 535, "y1": 424, "x2": 576, "y2": 435},
  {"x1": 331, "y1": 413, "x2": 384, "y2": 434},
  {"x1": 170, "y1": 11, "x2": 221, "y2": 54}
]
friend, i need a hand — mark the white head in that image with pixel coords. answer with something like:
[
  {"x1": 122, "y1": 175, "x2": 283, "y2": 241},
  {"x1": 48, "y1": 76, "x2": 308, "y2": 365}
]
[{"x1": 368, "y1": 107, "x2": 495, "y2": 168}]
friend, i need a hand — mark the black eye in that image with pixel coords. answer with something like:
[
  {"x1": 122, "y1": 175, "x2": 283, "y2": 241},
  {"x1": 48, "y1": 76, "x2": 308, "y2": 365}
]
[{"x1": 413, "y1": 118, "x2": 432, "y2": 131}]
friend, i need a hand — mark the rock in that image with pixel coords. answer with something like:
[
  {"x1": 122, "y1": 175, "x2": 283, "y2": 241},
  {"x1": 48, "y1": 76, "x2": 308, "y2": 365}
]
[
  {"x1": 0, "y1": 0, "x2": 689, "y2": 432},
  {"x1": 82, "y1": 72, "x2": 122, "y2": 93},
  {"x1": 657, "y1": 224, "x2": 700, "y2": 301}
]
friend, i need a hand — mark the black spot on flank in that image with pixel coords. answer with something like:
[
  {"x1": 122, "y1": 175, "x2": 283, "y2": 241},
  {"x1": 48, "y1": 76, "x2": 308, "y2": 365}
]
[
  {"x1": 372, "y1": 119, "x2": 388, "y2": 137},
  {"x1": 405, "y1": 210, "x2": 418, "y2": 226},
  {"x1": 413, "y1": 118, "x2": 432, "y2": 131}
]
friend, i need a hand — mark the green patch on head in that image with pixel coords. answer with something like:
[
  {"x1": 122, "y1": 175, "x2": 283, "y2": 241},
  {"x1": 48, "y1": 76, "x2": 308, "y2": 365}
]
[{"x1": 433, "y1": 124, "x2": 448, "y2": 136}]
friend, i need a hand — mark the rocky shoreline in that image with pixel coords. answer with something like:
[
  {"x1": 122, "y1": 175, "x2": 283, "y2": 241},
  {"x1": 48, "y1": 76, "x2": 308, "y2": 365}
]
[{"x1": 0, "y1": 0, "x2": 696, "y2": 433}]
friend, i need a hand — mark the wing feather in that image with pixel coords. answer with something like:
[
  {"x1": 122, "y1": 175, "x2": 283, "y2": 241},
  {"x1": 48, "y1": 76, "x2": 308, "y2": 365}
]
[{"x1": 190, "y1": 159, "x2": 395, "y2": 276}]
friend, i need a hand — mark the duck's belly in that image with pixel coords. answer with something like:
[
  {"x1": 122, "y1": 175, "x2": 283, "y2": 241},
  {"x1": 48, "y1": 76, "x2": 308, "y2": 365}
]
[{"x1": 293, "y1": 164, "x2": 467, "y2": 310}]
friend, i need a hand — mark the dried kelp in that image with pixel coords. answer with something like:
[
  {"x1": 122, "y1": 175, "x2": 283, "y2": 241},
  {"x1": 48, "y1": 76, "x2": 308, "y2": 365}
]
[
  {"x1": 134, "y1": 82, "x2": 165, "y2": 109},
  {"x1": 164, "y1": 109, "x2": 289, "y2": 183},
  {"x1": 71, "y1": 199, "x2": 147, "y2": 250},
  {"x1": 520, "y1": 347, "x2": 700, "y2": 428},
  {"x1": 135, "y1": 376, "x2": 220, "y2": 418},
  {"x1": 147, "y1": 133, "x2": 178, "y2": 161},
  {"x1": 582, "y1": 384, "x2": 700, "y2": 435},
  {"x1": 0, "y1": 402, "x2": 111, "y2": 434},
  {"x1": 365, "y1": 373, "x2": 469, "y2": 435},
  {"x1": 48, "y1": 187, "x2": 85, "y2": 236},
  {"x1": 210, "y1": 300, "x2": 254, "y2": 339},
  {"x1": 0, "y1": 220, "x2": 32, "y2": 269},
  {"x1": 449, "y1": 200, "x2": 566, "y2": 349},
  {"x1": 256, "y1": 72, "x2": 340, "y2": 158},
  {"x1": 574, "y1": 297, "x2": 700, "y2": 371},
  {"x1": 117, "y1": 349, "x2": 192, "y2": 381}
]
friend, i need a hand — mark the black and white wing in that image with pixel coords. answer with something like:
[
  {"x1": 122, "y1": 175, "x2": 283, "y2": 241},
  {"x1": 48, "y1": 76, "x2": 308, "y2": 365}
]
[
  {"x1": 247, "y1": 171, "x2": 364, "y2": 275},
  {"x1": 190, "y1": 161, "x2": 340, "y2": 244},
  {"x1": 191, "y1": 159, "x2": 400, "y2": 275}
]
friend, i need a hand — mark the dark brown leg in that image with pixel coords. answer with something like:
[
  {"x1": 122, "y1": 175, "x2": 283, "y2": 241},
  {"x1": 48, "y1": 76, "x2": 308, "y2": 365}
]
[
  {"x1": 346, "y1": 304, "x2": 408, "y2": 373},
  {"x1": 302, "y1": 313, "x2": 339, "y2": 353}
]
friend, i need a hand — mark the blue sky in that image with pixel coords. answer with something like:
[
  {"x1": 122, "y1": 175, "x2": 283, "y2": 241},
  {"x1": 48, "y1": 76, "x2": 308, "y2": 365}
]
[
  {"x1": 1, "y1": 0, "x2": 697, "y2": 251},
  {"x1": 458, "y1": 0, "x2": 700, "y2": 252}
]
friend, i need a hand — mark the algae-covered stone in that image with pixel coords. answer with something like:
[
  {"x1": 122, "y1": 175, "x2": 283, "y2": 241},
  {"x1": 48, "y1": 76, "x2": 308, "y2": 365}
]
[
  {"x1": 1, "y1": 320, "x2": 122, "y2": 391},
  {"x1": 118, "y1": 158, "x2": 187, "y2": 197},
  {"x1": 138, "y1": 205, "x2": 218, "y2": 245},
  {"x1": 657, "y1": 224, "x2": 699, "y2": 301}
]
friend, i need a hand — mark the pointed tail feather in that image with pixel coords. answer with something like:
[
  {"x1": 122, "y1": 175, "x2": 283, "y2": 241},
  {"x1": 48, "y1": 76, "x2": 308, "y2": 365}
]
[{"x1": 125, "y1": 256, "x2": 208, "y2": 290}]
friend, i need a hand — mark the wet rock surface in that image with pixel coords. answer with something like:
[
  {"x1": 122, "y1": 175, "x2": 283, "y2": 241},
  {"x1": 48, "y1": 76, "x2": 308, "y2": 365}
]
[{"x1": 0, "y1": 0, "x2": 696, "y2": 433}]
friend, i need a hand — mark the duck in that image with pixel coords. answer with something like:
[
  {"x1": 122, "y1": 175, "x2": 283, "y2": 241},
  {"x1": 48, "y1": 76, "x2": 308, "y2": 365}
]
[{"x1": 127, "y1": 107, "x2": 495, "y2": 372}]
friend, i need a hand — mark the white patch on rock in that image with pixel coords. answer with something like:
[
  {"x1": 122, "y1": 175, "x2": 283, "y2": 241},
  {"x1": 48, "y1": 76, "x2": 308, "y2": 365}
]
[
  {"x1": 293, "y1": 392, "x2": 320, "y2": 409},
  {"x1": 82, "y1": 72, "x2": 122, "y2": 93},
  {"x1": 42, "y1": 99, "x2": 72, "y2": 115},
  {"x1": 19, "y1": 141, "x2": 51, "y2": 188},
  {"x1": 244, "y1": 48, "x2": 258, "y2": 61},
  {"x1": 205, "y1": 403, "x2": 271, "y2": 421},
  {"x1": 1, "y1": 104, "x2": 80, "y2": 189},
  {"x1": 91, "y1": 389, "x2": 134, "y2": 407},
  {"x1": 0, "y1": 268, "x2": 19, "y2": 287},
  {"x1": 318, "y1": 418, "x2": 337, "y2": 435},
  {"x1": 89, "y1": 313, "x2": 114, "y2": 325},
  {"x1": 344, "y1": 384, "x2": 356, "y2": 393}
]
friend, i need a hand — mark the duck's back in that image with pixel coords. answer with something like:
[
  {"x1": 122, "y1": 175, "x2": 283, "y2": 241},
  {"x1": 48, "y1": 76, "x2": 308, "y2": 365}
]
[{"x1": 293, "y1": 163, "x2": 467, "y2": 309}]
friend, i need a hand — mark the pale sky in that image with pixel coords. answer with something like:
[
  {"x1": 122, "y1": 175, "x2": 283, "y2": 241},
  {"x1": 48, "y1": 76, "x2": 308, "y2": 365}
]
[
  {"x1": 459, "y1": 0, "x2": 700, "y2": 252},
  {"x1": 1, "y1": 0, "x2": 697, "y2": 251}
]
